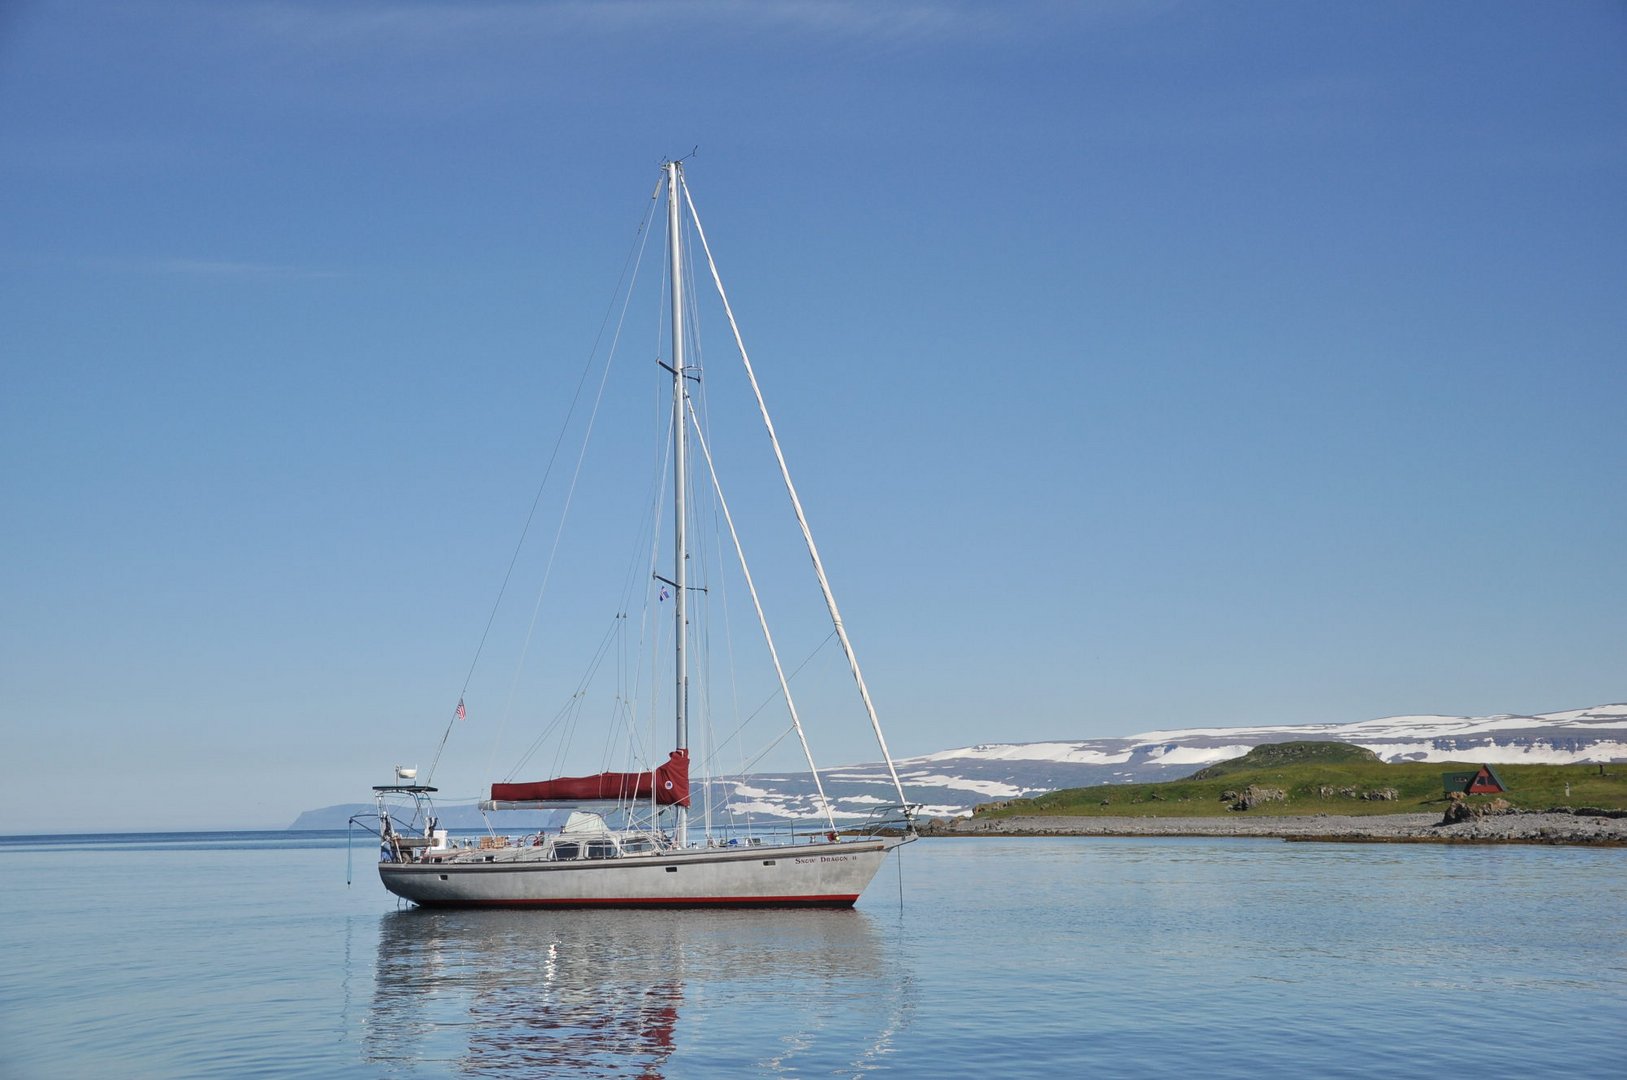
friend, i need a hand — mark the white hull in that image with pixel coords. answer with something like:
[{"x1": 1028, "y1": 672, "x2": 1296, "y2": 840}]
[{"x1": 379, "y1": 837, "x2": 902, "y2": 908}]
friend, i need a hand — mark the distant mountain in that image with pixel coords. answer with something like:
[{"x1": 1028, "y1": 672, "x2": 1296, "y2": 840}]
[
  {"x1": 293, "y1": 703, "x2": 1627, "y2": 827},
  {"x1": 853, "y1": 702, "x2": 1627, "y2": 819}
]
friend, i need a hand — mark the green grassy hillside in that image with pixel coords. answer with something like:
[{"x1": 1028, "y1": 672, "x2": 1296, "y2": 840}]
[
  {"x1": 975, "y1": 746, "x2": 1627, "y2": 819},
  {"x1": 1185, "y1": 741, "x2": 1381, "y2": 780}
]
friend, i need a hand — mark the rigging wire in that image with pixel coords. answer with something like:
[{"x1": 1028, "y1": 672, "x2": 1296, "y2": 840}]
[
  {"x1": 421, "y1": 164, "x2": 915, "y2": 852},
  {"x1": 683, "y1": 296, "x2": 756, "y2": 836},
  {"x1": 426, "y1": 194, "x2": 660, "y2": 785},
  {"x1": 681, "y1": 174, "x2": 913, "y2": 815},
  {"x1": 504, "y1": 611, "x2": 626, "y2": 779},
  {"x1": 686, "y1": 400, "x2": 839, "y2": 831},
  {"x1": 486, "y1": 215, "x2": 659, "y2": 782},
  {"x1": 696, "y1": 629, "x2": 835, "y2": 774}
]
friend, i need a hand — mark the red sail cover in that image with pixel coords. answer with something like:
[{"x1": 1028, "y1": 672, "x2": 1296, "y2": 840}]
[{"x1": 490, "y1": 749, "x2": 691, "y2": 807}]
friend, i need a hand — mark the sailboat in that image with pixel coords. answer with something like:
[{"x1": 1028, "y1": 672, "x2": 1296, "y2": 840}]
[{"x1": 365, "y1": 161, "x2": 917, "y2": 907}]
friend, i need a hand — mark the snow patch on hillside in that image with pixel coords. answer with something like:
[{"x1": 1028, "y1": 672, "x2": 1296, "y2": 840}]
[
  {"x1": 898, "y1": 773, "x2": 1027, "y2": 798},
  {"x1": 907, "y1": 743, "x2": 1132, "y2": 765},
  {"x1": 1364, "y1": 740, "x2": 1627, "y2": 765},
  {"x1": 1142, "y1": 744, "x2": 1255, "y2": 766},
  {"x1": 720, "y1": 796, "x2": 830, "y2": 821}
]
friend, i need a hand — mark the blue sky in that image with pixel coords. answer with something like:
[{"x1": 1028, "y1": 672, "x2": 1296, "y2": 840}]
[{"x1": 3, "y1": 1, "x2": 1623, "y2": 831}]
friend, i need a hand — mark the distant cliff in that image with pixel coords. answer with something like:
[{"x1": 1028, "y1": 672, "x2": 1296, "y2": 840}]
[{"x1": 289, "y1": 804, "x2": 375, "y2": 830}]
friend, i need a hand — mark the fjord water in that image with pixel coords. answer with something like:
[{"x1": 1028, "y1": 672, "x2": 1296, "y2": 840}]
[{"x1": 2, "y1": 833, "x2": 1622, "y2": 1078}]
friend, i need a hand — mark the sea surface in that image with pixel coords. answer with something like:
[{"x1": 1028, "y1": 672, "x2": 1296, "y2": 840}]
[{"x1": 1, "y1": 831, "x2": 1622, "y2": 1078}]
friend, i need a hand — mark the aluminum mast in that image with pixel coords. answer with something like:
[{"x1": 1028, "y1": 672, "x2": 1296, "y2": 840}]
[{"x1": 665, "y1": 160, "x2": 689, "y2": 848}]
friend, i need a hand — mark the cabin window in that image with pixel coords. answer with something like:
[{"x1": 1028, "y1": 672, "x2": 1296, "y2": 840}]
[
  {"x1": 552, "y1": 842, "x2": 580, "y2": 860},
  {"x1": 665, "y1": 866, "x2": 678, "y2": 873},
  {"x1": 762, "y1": 860, "x2": 776, "y2": 866},
  {"x1": 623, "y1": 840, "x2": 652, "y2": 854},
  {"x1": 584, "y1": 842, "x2": 615, "y2": 859}
]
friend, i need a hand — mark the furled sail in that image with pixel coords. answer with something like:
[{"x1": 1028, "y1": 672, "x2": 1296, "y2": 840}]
[{"x1": 489, "y1": 749, "x2": 690, "y2": 807}]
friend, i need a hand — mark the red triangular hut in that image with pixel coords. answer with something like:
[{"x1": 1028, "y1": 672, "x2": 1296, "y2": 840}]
[{"x1": 1466, "y1": 763, "x2": 1507, "y2": 794}]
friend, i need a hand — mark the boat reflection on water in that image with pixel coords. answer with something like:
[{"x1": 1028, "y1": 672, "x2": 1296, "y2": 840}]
[{"x1": 366, "y1": 906, "x2": 911, "y2": 1076}]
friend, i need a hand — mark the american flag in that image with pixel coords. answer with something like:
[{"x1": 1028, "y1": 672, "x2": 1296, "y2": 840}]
[{"x1": 455, "y1": 698, "x2": 466, "y2": 721}]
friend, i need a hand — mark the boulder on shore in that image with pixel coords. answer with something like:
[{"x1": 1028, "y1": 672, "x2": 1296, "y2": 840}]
[{"x1": 1228, "y1": 785, "x2": 1287, "y2": 812}]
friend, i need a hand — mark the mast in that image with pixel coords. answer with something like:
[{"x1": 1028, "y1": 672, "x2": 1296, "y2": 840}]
[{"x1": 666, "y1": 160, "x2": 689, "y2": 848}]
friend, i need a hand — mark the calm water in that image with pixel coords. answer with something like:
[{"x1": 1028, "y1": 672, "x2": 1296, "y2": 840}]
[{"x1": 1, "y1": 832, "x2": 1622, "y2": 1078}]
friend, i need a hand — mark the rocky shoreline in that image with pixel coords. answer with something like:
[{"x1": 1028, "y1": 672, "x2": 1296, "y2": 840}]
[{"x1": 922, "y1": 809, "x2": 1627, "y2": 846}]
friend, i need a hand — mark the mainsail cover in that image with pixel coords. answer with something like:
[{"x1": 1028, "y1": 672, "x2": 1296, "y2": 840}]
[{"x1": 490, "y1": 749, "x2": 691, "y2": 807}]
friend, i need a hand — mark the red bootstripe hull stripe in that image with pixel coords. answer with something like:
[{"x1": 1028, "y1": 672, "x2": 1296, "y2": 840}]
[{"x1": 410, "y1": 894, "x2": 860, "y2": 908}]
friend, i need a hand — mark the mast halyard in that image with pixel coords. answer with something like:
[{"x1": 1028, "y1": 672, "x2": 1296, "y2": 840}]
[{"x1": 666, "y1": 159, "x2": 690, "y2": 848}]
